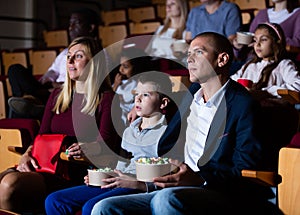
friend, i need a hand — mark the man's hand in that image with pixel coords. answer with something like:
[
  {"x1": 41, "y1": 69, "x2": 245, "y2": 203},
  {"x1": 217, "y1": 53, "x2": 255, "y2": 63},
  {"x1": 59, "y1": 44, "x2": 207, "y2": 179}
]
[
  {"x1": 101, "y1": 169, "x2": 147, "y2": 191},
  {"x1": 127, "y1": 107, "x2": 138, "y2": 124},
  {"x1": 153, "y1": 159, "x2": 205, "y2": 188}
]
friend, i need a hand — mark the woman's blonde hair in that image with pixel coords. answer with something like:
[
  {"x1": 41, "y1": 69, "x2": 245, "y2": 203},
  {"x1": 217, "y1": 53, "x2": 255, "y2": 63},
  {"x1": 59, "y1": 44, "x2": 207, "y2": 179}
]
[
  {"x1": 53, "y1": 36, "x2": 111, "y2": 116},
  {"x1": 159, "y1": 0, "x2": 188, "y2": 39}
]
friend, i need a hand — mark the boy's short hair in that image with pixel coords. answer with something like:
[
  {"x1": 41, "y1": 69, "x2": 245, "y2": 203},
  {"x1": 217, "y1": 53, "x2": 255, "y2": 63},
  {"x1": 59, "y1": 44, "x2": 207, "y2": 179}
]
[{"x1": 137, "y1": 71, "x2": 172, "y2": 98}]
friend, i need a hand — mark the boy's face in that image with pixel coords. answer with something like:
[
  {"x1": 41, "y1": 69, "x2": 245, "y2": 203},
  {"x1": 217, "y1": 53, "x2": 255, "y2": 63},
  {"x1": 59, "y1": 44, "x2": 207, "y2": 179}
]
[
  {"x1": 134, "y1": 82, "x2": 162, "y2": 118},
  {"x1": 187, "y1": 36, "x2": 218, "y2": 84}
]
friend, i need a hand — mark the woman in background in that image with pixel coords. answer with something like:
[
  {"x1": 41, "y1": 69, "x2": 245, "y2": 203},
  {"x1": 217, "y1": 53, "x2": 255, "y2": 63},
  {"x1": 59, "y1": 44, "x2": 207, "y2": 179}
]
[
  {"x1": 250, "y1": 0, "x2": 300, "y2": 47},
  {"x1": 145, "y1": 0, "x2": 188, "y2": 60}
]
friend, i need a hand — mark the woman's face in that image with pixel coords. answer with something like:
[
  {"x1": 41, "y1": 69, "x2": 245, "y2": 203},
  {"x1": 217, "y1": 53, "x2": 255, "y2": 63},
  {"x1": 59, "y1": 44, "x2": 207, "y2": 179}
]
[
  {"x1": 166, "y1": 0, "x2": 181, "y2": 18},
  {"x1": 253, "y1": 28, "x2": 274, "y2": 61},
  {"x1": 119, "y1": 56, "x2": 133, "y2": 78},
  {"x1": 67, "y1": 44, "x2": 90, "y2": 80}
]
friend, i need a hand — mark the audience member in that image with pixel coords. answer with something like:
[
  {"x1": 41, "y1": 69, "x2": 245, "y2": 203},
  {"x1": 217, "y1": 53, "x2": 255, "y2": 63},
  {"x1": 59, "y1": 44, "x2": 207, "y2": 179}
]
[
  {"x1": 231, "y1": 23, "x2": 300, "y2": 101},
  {"x1": 112, "y1": 47, "x2": 152, "y2": 126},
  {"x1": 44, "y1": 72, "x2": 172, "y2": 215},
  {"x1": 145, "y1": 0, "x2": 188, "y2": 61},
  {"x1": 250, "y1": 0, "x2": 300, "y2": 47},
  {"x1": 0, "y1": 37, "x2": 120, "y2": 213},
  {"x1": 92, "y1": 32, "x2": 277, "y2": 215},
  {"x1": 185, "y1": 0, "x2": 241, "y2": 43},
  {"x1": 7, "y1": 8, "x2": 101, "y2": 119}
]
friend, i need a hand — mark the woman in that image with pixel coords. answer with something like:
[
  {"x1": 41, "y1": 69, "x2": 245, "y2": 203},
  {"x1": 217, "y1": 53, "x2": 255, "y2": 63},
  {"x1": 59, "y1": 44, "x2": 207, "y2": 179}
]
[
  {"x1": 145, "y1": 0, "x2": 188, "y2": 60},
  {"x1": 0, "y1": 37, "x2": 121, "y2": 213},
  {"x1": 250, "y1": 0, "x2": 300, "y2": 47}
]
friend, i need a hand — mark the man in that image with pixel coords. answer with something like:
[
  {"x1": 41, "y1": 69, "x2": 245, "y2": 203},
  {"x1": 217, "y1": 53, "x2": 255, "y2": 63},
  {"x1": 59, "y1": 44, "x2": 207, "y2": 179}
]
[
  {"x1": 91, "y1": 32, "x2": 277, "y2": 215},
  {"x1": 8, "y1": 8, "x2": 101, "y2": 119},
  {"x1": 185, "y1": 0, "x2": 241, "y2": 44}
]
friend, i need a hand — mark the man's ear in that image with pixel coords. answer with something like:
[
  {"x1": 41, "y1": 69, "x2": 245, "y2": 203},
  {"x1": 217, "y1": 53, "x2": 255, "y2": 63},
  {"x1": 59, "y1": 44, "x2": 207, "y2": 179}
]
[
  {"x1": 160, "y1": 97, "x2": 170, "y2": 110},
  {"x1": 90, "y1": 24, "x2": 96, "y2": 34},
  {"x1": 217, "y1": 52, "x2": 229, "y2": 68}
]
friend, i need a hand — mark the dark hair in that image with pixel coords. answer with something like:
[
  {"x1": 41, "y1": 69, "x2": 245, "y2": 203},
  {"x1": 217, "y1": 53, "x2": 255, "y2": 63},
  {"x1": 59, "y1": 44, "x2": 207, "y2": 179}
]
[
  {"x1": 71, "y1": 8, "x2": 100, "y2": 25},
  {"x1": 286, "y1": 0, "x2": 299, "y2": 13},
  {"x1": 120, "y1": 47, "x2": 153, "y2": 76},
  {"x1": 242, "y1": 23, "x2": 287, "y2": 90},
  {"x1": 192, "y1": 32, "x2": 234, "y2": 70},
  {"x1": 71, "y1": 8, "x2": 100, "y2": 38}
]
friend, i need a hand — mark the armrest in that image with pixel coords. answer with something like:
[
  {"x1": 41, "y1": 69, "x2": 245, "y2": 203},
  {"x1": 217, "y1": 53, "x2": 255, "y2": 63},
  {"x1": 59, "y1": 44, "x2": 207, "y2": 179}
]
[
  {"x1": 286, "y1": 45, "x2": 300, "y2": 53},
  {"x1": 60, "y1": 152, "x2": 89, "y2": 163},
  {"x1": 241, "y1": 170, "x2": 281, "y2": 187},
  {"x1": 277, "y1": 89, "x2": 300, "y2": 104},
  {"x1": 7, "y1": 146, "x2": 26, "y2": 155}
]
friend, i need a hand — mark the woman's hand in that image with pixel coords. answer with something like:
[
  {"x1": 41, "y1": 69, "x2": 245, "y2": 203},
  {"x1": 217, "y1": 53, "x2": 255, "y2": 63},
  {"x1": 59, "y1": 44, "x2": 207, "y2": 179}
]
[
  {"x1": 66, "y1": 143, "x2": 83, "y2": 158},
  {"x1": 101, "y1": 169, "x2": 146, "y2": 191},
  {"x1": 16, "y1": 146, "x2": 39, "y2": 172},
  {"x1": 232, "y1": 37, "x2": 244, "y2": 50},
  {"x1": 153, "y1": 159, "x2": 205, "y2": 188}
]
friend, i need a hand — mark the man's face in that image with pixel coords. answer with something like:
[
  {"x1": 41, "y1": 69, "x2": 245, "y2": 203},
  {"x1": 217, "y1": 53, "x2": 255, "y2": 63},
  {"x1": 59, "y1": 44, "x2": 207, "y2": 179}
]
[
  {"x1": 68, "y1": 13, "x2": 92, "y2": 41},
  {"x1": 187, "y1": 36, "x2": 218, "y2": 84}
]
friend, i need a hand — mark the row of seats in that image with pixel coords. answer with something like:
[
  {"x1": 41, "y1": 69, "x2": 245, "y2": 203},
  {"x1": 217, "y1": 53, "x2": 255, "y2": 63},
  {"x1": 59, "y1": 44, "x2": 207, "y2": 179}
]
[{"x1": 1, "y1": 49, "x2": 58, "y2": 76}]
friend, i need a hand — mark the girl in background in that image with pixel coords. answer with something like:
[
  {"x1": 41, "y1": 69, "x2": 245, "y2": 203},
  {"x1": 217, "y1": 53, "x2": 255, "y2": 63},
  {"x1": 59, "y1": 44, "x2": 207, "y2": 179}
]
[
  {"x1": 113, "y1": 47, "x2": 152, "y2": 126},
  {"x1": 231, "y1": 23, "x2": 300, "y2": 99}
]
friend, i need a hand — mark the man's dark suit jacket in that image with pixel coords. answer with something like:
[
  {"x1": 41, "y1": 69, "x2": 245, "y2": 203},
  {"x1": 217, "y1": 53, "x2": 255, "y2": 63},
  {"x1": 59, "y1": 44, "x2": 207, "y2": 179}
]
[{"x1": 158, "y1": 79, "x2": 273, "y2": 200}]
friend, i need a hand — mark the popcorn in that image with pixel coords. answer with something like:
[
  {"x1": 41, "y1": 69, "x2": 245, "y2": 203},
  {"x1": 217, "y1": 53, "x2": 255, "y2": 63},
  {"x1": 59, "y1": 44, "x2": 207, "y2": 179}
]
[
  {"x1": 91, "y1": 167, "x2": 113, "y2": 172},
  {"x1": 136, "y1": 157, "x2": 169, "y2": 165}
]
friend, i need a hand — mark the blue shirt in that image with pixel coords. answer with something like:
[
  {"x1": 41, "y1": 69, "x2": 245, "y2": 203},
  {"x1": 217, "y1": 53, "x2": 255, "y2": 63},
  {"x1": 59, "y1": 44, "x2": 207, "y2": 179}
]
[
  {"x1": 116, "y1": 114, "x2": 167, "y2": 174},
  {"x1": 186, "y1": 1, "x2": 241, "y2": 38}
]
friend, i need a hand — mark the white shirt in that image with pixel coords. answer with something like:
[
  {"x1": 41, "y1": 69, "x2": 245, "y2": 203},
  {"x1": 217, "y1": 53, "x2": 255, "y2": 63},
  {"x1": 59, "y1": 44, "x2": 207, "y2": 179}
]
[
  {"x1": 184, "y1": 82, "x2": 228, "y2": 171},
  {"x1": 115, "y1": 78, "x2": 137, "y2": 126},
  {"x1": 268, "y1": 8, "x2": 300, "y2": 24},
  {"x1": 40, "y1": 48, "x2": 67, "y2": 83},
  {"x1": 231, "y1": 59, "x2": 300, "y2": 96},
  {"x1": 145, "y1": 25, "x2": 186, "y2": 60}
]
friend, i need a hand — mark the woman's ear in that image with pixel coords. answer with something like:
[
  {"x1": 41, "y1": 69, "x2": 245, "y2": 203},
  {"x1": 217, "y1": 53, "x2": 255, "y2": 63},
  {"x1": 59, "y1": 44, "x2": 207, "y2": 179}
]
[
  {"x1": 160, "y1": 97, "x2": 170, "y2": 110},
  {"x1": 217, "y1": 52, "x2": 230, "y2": 68}
]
